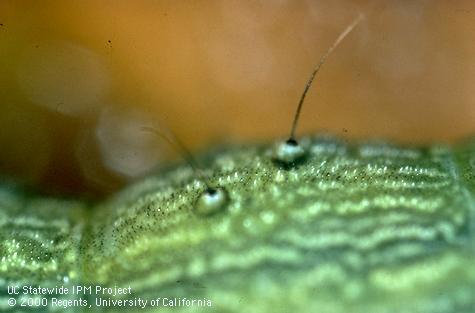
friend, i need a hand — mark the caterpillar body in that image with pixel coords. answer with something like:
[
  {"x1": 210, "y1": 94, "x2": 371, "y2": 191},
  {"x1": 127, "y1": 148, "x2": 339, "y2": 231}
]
[
  {"x1": 2, "y1": 12, "x2": 475, "y2": 313},
  {"x1": 1, "y1": 135, "x2": 475, "y2": 313}
]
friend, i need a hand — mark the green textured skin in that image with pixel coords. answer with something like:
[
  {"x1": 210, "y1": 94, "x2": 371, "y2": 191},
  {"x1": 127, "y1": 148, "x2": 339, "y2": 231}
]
[{"x1": 1, "y1": 135, "x2": 475, "y2": 313}]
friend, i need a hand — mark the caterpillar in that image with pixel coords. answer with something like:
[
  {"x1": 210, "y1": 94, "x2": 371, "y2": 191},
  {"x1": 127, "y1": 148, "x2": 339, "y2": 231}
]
[{"x1": 1, "y1": 15, "x2": 475, "y2": 313}]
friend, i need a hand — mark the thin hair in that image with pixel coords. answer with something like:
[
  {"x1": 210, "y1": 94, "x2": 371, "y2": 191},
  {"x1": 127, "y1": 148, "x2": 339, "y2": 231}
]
[
  {"x1": 141, "y1": 126, "x2": 214, "y2": 191},
  {"x1": 288, "y1": 13, "x2": 364, "y2": 141}
]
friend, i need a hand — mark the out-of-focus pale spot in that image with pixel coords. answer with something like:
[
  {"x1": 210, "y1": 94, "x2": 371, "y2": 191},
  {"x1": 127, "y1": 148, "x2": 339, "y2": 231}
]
[
  {"x1": 75, "y1": 128, "x2": 121, "y2": 191},
  {"x1": 16, "y1": 42, "x2": 109, "y2": 117},
  {"x1": 96, "y1": 107, "x2": 170, "y2": 178}
]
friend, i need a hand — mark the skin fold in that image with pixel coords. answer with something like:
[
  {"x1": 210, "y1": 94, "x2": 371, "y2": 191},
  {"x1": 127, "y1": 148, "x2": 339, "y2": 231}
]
[{"x1": 1, "y1": 135, "x2": 475, "y2": 313}]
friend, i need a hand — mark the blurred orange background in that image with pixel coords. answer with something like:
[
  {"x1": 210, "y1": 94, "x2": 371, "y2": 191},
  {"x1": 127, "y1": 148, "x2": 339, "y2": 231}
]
[{"x1": 1, "y1": 1, "x2": 474, "y2": 198}]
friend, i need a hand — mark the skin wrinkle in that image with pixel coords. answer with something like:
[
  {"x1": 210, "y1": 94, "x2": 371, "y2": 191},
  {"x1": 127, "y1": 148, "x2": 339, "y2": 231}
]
[{"x1": 0, "y1": 135, "x2": 474, "y2": 312}]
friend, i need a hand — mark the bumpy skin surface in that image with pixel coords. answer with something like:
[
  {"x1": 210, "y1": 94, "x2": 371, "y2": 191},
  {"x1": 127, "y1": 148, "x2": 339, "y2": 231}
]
[
  {"x1": 1, "y1": 136, "x2": 475, "y2": 313},
  {"x1": 0, "y1": 184, "x2": 87, "y2": 311}
]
